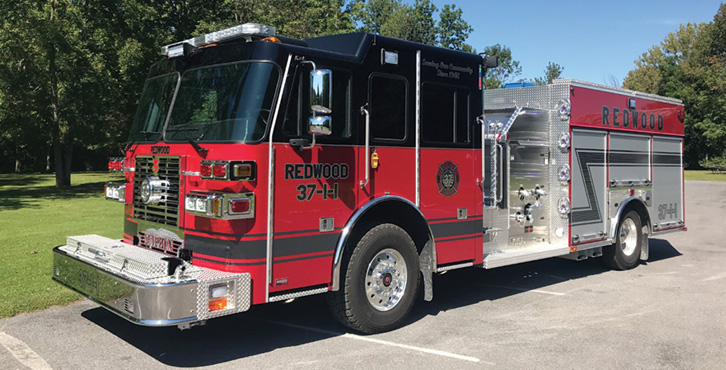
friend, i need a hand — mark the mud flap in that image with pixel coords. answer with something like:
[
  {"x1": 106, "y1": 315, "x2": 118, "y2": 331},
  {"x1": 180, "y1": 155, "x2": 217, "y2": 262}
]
[{"x1": 419, "y1": 239, "x2": 435, "y2": 301}]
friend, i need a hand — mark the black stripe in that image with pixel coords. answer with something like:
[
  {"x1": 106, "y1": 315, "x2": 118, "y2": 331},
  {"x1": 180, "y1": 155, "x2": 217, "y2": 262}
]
[
  {"x1": 193, "y1": 256, "x2": 265, "y2": 266},
  {"x1": 183, "y1": 228, "x2": 263, "y2": 238},
  {"x1": 183, "y1": 232, "x2": 340, "y2": 260},
  {"x1": 428, "y1": 214, "x2": 483, "y2": 222},
  {"x1": 652, "y1": 153, "x2": 681, "y2": 165},
  {"x1": 274, "y1": 252, "x2": 335, "y2": 264},
  {"x1": 608, "y1": 152, "x2": 648, "y2": 165},
  {"x1": 273, "y1": 233, "x2": 338, "y2": 258},
  {"x1": 435, "y1": 234, "x2": 482, "y2": 243},
  {"x1": 430, "y1": 219, "x2": 481, "y2": 239},
  {"x1": 124, "y1": 219, "x2": 138, "y2": 237}
]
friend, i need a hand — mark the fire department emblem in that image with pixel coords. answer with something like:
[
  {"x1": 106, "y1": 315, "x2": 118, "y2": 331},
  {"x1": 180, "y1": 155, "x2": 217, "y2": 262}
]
[{"x1": 436, "y1": 161, "x2": 460, "y2": 197}]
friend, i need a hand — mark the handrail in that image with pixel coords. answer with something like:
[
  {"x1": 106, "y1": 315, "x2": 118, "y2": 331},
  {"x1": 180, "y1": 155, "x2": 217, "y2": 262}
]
[
  {"x1": 360, "y1": 104, "x2": 370, "y2": 189},
  {"x1": 496, "y1": 143, "x2": 504, "y2": 204}
]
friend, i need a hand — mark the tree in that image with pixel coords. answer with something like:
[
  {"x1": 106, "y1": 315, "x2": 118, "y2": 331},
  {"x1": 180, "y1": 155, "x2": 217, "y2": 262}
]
[
  {"x1": 623, "y1": 17, "x2": 726, "y2": 168},
  {"x1": 534, "y1": 62, "x2": 564, "y2": 85},
  {"x1": 438, "y1": 4, "x2": 473, "y2": 52},
  {"x1": 350, "y1": 0, "x2": 473, "y2": 51},
  {"x1": 481, "y1": 44, "x2": 522, "y2": 89}
]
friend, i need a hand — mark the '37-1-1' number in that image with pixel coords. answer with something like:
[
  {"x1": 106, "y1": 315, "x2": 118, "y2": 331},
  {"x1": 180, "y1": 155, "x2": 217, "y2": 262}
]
[{"x1": 296, "y1": 183, "x2": 339, "y2": 201}]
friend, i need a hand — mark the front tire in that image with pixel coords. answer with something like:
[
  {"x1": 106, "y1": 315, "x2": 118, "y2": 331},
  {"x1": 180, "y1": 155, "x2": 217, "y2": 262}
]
[
  {"x1": 327, "y1": 223, "x2": 420, "y2": 334},
  {"x1": 603, "y1": 210, "x2": 642, "y2": 270}
]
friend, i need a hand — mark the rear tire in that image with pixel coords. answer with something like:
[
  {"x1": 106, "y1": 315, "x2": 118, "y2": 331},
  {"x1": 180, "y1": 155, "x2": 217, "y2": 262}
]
[
  {"x1": 603, "y1": 210, "x2": 642, "y2": 270},
  {"x1": 327, "y1": 223, "x2": 420, "y2": 334}
]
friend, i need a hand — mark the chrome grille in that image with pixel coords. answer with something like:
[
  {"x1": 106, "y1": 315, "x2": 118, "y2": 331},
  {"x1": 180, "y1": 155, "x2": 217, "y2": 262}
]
[{"x1": 133, "y1": 156, "x2": 180, "y2": 226}]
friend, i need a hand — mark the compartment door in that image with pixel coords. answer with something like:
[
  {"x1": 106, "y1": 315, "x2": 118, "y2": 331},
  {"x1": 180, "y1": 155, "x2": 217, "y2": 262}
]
[
  {"x1": 571, "y1": 129, "x2": 607, "y2": 242},
  {"x1": 652, "y1": 137, "x2": 684, "y2": 230}
]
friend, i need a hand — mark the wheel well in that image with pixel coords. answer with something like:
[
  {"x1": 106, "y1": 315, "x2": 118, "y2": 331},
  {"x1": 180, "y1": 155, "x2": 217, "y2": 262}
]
[
  {"x1": 350, "y1": 201, "x2": 431, "y2": 255},
  {"x1": 331, "y1": 197, "x2": 435, "y2": 292},
  {"x1": 622, "y1": 199, "x2": 651, "y2": 233}
]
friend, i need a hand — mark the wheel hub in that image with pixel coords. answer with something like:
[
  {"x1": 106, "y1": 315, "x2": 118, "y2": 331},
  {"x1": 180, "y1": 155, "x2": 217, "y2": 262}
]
[
  {"x1": 365, "y1": 248, "x2": 408, "y2": 312},
  {"x1": 619, "y1": 218, "x2": 638, "y2": 257}
]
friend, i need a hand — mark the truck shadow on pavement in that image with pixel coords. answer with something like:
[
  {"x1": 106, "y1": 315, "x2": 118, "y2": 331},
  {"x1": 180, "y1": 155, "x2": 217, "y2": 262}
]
[{"x1": 81, "y1": 239, "x2": 681, "y2": 367}]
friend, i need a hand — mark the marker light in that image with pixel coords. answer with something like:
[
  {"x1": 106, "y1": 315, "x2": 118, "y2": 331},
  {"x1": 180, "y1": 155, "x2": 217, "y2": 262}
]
[
  {"x1": 558, "y1": 197, "x2": 571, "y2": 216},
  {"x1": 558, "y1": 164, "x2": 571, "y2": 182},
  {"x1": 212, "y1": 163, "x2": 228, "y2": 179},
  {"x1": 229, "y1": 198, "x2": 251, "y2": 214},
  {"x1": 233, "y1": 162, "x2": 255, "y2": 180},
  {"x1": 558, "y1": 99, "x2": 571, "y2": 120},
  {"x1": 558, "y1": 132, "x2": 571, "y2": 151},
  {"x1": 200, "y1": 164, "x2": 212, "y2": 178},
  {"x1": 208, "y1": 284, "x2": 229, "y2": 312}
]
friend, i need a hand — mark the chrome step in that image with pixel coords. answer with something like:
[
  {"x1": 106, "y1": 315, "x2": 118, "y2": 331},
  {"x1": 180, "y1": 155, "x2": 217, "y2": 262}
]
[{"x1": 482, "y1": 243, "x2": 570, "y2": 269}]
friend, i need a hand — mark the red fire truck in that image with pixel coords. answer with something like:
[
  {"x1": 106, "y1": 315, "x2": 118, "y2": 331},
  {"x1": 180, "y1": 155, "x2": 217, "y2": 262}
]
[{"x1": 52, "y1": 23, "x2": 686, "y2": 333}]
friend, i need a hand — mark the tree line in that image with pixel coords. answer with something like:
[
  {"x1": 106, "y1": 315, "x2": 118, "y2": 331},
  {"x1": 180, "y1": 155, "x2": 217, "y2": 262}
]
[
  {"x1": 0, "y1": 0, "x2": 559, "y2": 186},
  {"x1": 623, "y1": 3, "x2": 726, "y2": 168}
]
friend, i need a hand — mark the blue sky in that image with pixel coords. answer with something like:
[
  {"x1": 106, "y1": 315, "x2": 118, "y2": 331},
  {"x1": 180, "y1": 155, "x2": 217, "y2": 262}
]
[{"x1": 431, "y1": 0, "x2": 723, "y2": 85}]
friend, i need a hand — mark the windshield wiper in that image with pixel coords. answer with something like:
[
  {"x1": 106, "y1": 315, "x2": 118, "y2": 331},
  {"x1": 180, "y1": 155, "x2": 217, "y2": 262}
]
[{"x1": 188, "y1": 137, "x2": 209, "y2": 155}]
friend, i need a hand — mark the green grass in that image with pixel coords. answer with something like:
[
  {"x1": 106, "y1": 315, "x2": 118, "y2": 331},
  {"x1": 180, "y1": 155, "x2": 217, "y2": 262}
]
[
  {"x1": 0, "y1": 172, "x2": 122, "y2": 317},
  {"x1": 685, "y1": 170, "x2": 726, "y2": 182}
]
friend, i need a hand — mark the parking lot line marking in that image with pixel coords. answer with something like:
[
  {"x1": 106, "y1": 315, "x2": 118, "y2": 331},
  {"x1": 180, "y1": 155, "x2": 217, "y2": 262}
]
[
  {"x1": 255, "y1": 319, "x2": 487, "y2": 364},
  {"x1": 702, "y1": 272, "x2": 726, "y2": 281},
  {"x1": 474, "y1": 283, "x2": 566, "y2": 296},
  {"x1": 0, "y1": 332, "x2": 52, "y2": 370}
]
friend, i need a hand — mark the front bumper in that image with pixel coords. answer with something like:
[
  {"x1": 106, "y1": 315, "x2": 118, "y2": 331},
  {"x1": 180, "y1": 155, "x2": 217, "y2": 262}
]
[{"x1": 52, "y1": 235, "x2": 251, "y2": 327}]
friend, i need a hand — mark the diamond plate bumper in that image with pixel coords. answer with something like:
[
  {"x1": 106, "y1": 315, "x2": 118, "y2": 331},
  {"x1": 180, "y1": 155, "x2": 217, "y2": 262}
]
[{"x1": 52, "y1": 235, "x2": 251, "y2": 326}]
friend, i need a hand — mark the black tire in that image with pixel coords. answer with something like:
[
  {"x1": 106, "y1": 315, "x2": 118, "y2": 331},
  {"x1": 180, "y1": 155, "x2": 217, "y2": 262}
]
[
  {"x1": 327, "y1": 223, "x2": 420, "y2": 334},
  {"x1": 603, "y1": 210, "x2": 642, "y2": 270}
]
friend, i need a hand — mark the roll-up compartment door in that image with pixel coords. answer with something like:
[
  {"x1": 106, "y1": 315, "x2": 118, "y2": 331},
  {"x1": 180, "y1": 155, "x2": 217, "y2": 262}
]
[
  {"x1": 571, "y1": 129, "x2": 608, "y2": 242},
  {"x1": 652, "y1": 136, "x2": 684, "y2": 230}
]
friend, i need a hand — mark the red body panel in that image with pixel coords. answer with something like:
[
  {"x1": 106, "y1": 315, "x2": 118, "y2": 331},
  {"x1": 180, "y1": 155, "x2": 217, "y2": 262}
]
[{"x1": 569, "y1": 85, "x2": 685, "y2": 137}]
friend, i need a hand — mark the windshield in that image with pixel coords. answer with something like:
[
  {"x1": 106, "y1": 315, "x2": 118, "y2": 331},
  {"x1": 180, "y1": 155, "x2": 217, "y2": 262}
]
[
  {"x1": 128, "y1": 73, "x2": 179, "y2": 142},
  {"x1": 164, "y1": 62, "x2": 279, "y2": 143}
]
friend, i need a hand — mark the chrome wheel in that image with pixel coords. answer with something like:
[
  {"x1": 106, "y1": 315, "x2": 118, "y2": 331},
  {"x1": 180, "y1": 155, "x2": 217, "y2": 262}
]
[
  {"x1": 365, "y1": 248, "x2": 408, "y2": 311},
  {"x1": 619, "y1": 218, "x2": 638, "y2": 257}
]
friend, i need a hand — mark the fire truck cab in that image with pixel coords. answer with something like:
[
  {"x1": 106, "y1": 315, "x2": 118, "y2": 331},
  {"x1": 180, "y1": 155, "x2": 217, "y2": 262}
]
[{"x1": 52, "y1": 23, "x2": 686, "y2": 334}]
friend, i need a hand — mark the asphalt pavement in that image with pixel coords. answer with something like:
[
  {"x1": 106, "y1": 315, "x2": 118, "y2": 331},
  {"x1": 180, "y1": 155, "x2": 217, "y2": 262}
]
[{"x1": 1, "y1": 180, "x2": 725, "y2": 370}]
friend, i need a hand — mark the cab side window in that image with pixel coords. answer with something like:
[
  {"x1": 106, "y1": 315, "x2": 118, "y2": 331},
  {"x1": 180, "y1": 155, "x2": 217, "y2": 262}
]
[
  {"x1": 282, "y1": 68, "x2": 351, "y2": 140},
  {"x1": 422, "y1": 83, "x2": 469, "y2": 144},
  {"x1": 369, "y1": 75, "x2": 407, "y2": 141}
]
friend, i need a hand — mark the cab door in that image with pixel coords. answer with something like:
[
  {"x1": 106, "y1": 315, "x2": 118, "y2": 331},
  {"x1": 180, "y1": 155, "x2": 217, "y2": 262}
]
[
  {"x1": 359, "y1": 73, "x2": 416, "y2": 201},
  {"x1": 270, "y1": 66, "x2": 358, "y2": 295},
  {"x1": 418, "y1": 81, "x2": 481, "y2": 265}
]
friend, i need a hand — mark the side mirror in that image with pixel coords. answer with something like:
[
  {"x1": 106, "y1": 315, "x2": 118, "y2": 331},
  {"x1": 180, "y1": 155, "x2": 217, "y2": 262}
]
[
  {"x1": 308, "y1": 116, "x2": 332, "y2": 136},
  {"x1": 310, "y1": 69, "x2": 333, "y2": 114},
  {"x1": 485, "y1": 55, "x2": 498, "y2": 69}
]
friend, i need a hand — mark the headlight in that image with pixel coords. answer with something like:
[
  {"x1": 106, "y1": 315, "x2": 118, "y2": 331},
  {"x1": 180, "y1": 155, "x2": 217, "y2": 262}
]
[
  {"x1": 558, "y1": 164, "x2": 571, "y2": 182},
  {"x1": 140, "y1": 176, "x2": 169, "y2": 205},
  {"x1": 185, "y1": 196, "x2": 196, "y2": 212},
  {"x1": 104, "y1": 182, "x2": 126, "y2": 202}
]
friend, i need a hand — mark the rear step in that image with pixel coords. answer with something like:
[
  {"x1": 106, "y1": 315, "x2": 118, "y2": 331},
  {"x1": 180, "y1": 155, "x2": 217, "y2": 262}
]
[{"x1": 482, "y1": 244, "x2": 570, "y2": 269}]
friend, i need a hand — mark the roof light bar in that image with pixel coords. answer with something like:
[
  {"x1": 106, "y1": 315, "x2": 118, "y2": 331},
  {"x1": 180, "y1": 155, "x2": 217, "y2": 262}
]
[{"x1": 161, "y1": 23, "x2": 276, "y2": 57}]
